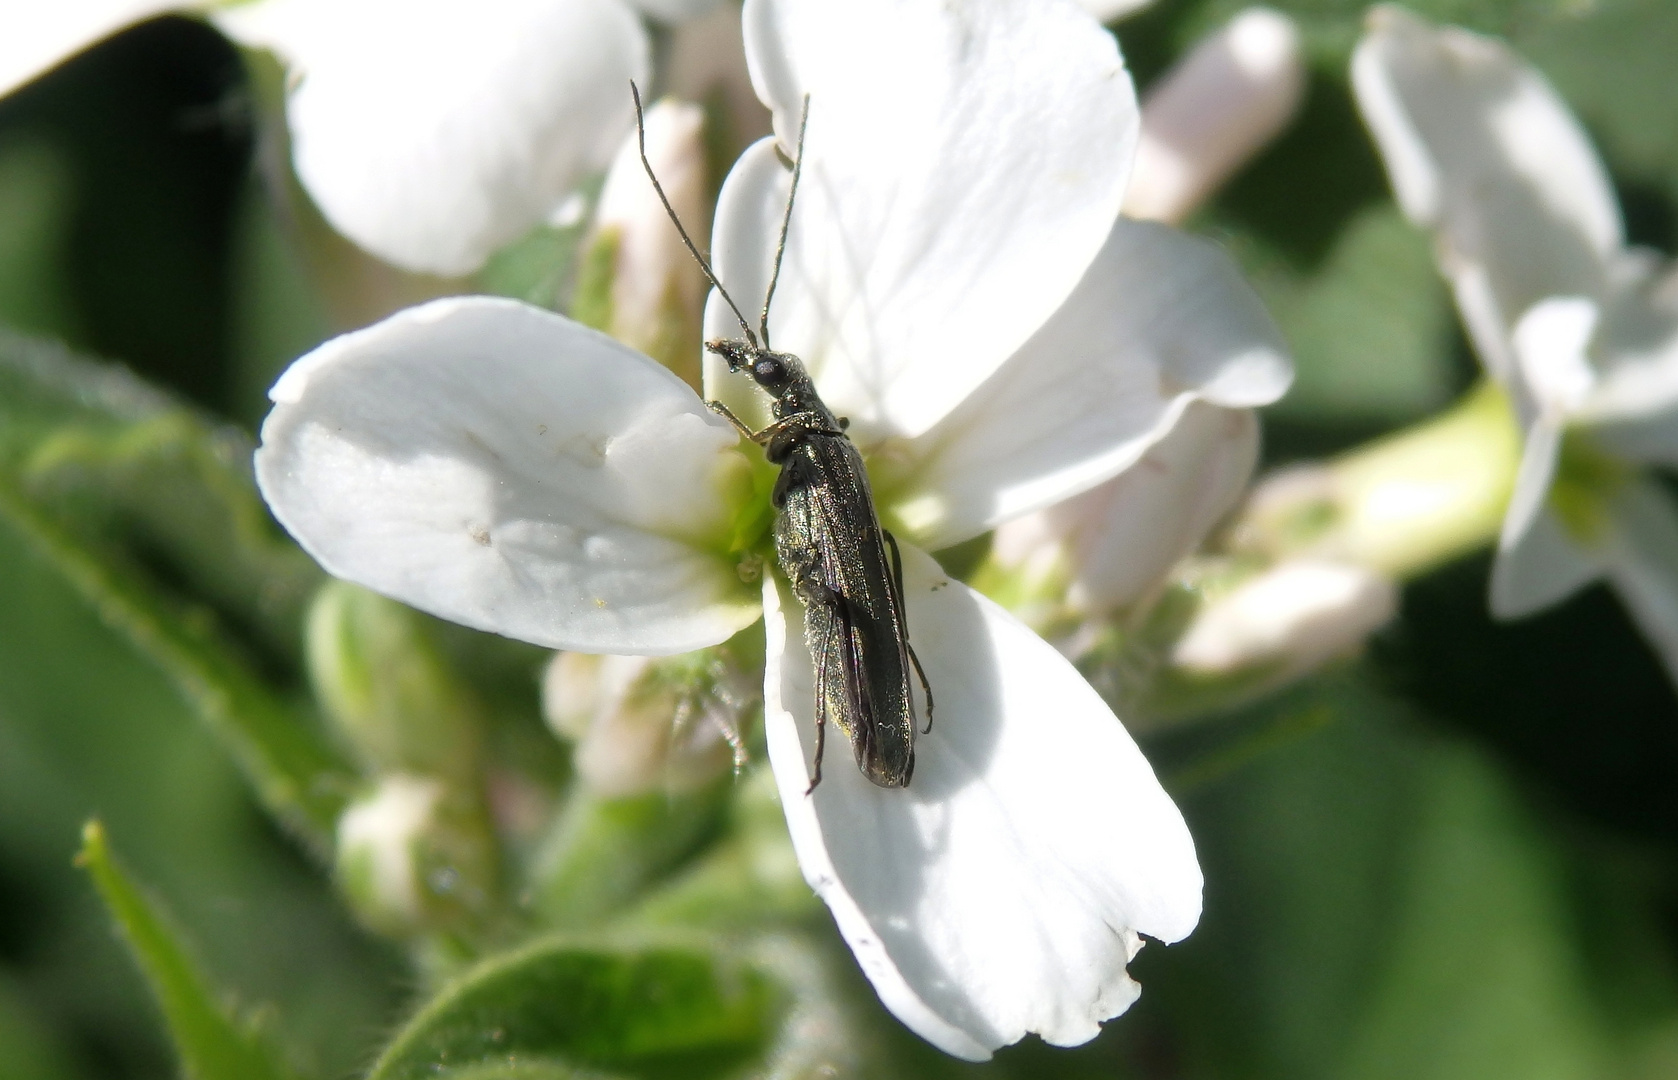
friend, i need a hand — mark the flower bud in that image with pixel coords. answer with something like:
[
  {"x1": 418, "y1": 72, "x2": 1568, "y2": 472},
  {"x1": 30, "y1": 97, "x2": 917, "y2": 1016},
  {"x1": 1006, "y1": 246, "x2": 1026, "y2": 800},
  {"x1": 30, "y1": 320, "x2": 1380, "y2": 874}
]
[
  {"x1": 305, "y1": 581, "x2": 482, "y2": 782},
  {"x1": 1172, "y1": 559, "x2": 1396, "y2": 677},
  {"x1": 1124, "y1": 8, "x2": 1305, "y2": 224},
  {"x1": 542, "y1": 650, "x2": 747, "y2": 797},
  {"x1": 335, "y1": 774, "x2": 499, "y2": 937},
  {"x1": 574, "y1": 98, "x2": 708, "y2": 388},
  {"x1": 667, "y1": 1, "x2": 772, "y2": 161},
  {"x1": 983, "y1": 403, "x2": 1259, "y2": 627}
]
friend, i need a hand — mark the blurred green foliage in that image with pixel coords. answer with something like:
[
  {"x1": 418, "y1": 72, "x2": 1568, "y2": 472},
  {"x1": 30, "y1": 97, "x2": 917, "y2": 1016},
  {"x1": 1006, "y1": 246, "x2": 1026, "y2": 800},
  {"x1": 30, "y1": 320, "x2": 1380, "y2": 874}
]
[
  {"x1": 1, "y1": 4, "x2": 1677, "y2": 1080},
  {"x1": 76, "y1": 821, "x2": 300, "y2": 1080}
]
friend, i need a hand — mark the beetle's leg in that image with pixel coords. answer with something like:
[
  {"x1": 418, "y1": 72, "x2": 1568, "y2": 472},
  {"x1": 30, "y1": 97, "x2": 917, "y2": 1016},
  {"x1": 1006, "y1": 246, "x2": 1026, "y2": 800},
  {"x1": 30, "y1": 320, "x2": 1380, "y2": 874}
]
[
  {"x1": 906, "y1": 642, "x2": 934, "y2": 735},
  {"x1": 705, "y1": 403, "x2": 835, "y2": 447},
  {"x1": 705, "y1": 400, "x2": 763, "y2": 442},
  {"x1": 882, "y1": 529, "x2": 934, "y2": 733},
  {"x1": 806, "y1": 606, "x2": 839, "y2": 795},
  {"x1": 882, "y1": 529, "x2": 909, "y2": 610}
]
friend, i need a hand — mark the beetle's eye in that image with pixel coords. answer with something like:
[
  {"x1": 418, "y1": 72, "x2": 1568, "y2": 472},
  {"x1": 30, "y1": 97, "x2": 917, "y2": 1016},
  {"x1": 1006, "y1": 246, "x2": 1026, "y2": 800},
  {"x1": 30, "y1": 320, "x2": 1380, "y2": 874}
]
[{"x1": 753, "y1": 356, "x2": 785, "y2": 384}]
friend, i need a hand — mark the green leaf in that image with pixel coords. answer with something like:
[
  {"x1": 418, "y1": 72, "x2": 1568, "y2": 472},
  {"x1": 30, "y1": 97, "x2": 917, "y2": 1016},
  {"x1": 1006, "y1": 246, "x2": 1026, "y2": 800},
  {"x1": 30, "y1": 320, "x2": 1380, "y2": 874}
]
[
  {"x1": 368, "y1": 935, "x2": 779, "y2": 1080},
  {"x1": 1335, "y1": 751, "x2": 1608, "y2": 1080},
  {"x1": 0, "y1": 974, "x2": 78, "y2": 1080},
  {"x1": 75, "y1": 820, "x2": 299, "y2": 1080},
  {"x1": 0, "y1": 476, "x2": 353, "y2": 850},
  {"x1": 423, "y1": 1064, "x2": 629, "y2": 1080},
  {"x1": 0, "y1": 331, "x2": 355, "y2": 849},
  {"x1": 627, "y1": 768, "x2": 817, "y2": 931},
  {"x1": 1145, "y1": 664, "x2": 1678, "y2": 1080},
  {"x1": 476, "y1": 216, "x2": 592, "y2": 312},
  {"x1": 1233, "y1": 204, "x2": 1458, "y2": 425},
  {"x1": 0, "y1": 137, "x2": 81, "y2": 342},
  {"x1": 0, "y1": 328, "x2": 322, "y2": 658}
]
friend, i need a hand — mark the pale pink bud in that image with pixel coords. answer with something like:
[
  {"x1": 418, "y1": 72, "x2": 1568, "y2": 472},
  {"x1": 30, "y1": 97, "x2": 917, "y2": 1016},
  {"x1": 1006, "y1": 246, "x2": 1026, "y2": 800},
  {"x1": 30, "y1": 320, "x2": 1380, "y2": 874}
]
[
  {"x1": 990, "y1": 403, "x2": 1259, "y2": 619},
  {"x1": 666, "y1": 1, "x2": 772, "y2": 157},
  {"x1": 1172, "y1": 559, "x2": 1396, "y2": 676},
  {"x1": 1124, "y1": 8, "x2": 1305, "y2": 224},
  {"x1": 542, "y1": 652, "x2": 739, "y2": 797},
  {"x1": 591, "y1": 98, "x2": 709, "y2": 377}
]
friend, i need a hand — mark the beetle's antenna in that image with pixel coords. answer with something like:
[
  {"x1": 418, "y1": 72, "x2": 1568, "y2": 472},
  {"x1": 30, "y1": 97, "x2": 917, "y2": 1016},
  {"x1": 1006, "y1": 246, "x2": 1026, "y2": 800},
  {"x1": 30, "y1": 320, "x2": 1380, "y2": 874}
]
[
  {"x1": 631, "y1": 82, "x2": 758, "y2": 349},
  {"x1": 759, "y1": 94, "x2": 810, "y2": 352}
]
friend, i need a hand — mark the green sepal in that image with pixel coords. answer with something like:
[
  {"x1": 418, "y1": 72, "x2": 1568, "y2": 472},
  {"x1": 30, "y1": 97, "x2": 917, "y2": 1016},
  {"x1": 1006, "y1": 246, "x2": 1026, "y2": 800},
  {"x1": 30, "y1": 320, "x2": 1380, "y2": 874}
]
[
  {"x1": 0, "y1": 328, "x2": 322, "y2": 658},
  {"x1": 306, "y1": 581, "x2": 485, "y2": 782},
  {"x1": 571, "y1": 227, "x2": 619, "y2": 335},
  {"x1": 529, "y1": 782, "x2": 731, "y2": 930}
]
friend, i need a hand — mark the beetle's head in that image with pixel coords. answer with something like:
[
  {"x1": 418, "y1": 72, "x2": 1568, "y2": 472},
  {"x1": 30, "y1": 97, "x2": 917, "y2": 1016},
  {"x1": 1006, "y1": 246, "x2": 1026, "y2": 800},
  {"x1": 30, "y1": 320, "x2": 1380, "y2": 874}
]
[{"x1": 705, "y1": 340, "x2": 805, "y2": 393}]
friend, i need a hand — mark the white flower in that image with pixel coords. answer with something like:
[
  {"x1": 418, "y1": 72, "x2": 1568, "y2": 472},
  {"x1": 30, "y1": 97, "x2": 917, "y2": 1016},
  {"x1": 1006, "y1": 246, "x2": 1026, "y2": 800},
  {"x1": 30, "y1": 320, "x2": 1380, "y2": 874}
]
[
  {"x1": 216, "y1": 0, "x2": 655, "y2": 276},
  {"x1": 1354, "y1": 6, "x2": 1678, "y2": 684},
  {"x1": 256, "y1": 0, "x2": 1291, "y2": 1057},
  {"x1": 1, "y1": 0, "x2": 716, "y2": 276}
]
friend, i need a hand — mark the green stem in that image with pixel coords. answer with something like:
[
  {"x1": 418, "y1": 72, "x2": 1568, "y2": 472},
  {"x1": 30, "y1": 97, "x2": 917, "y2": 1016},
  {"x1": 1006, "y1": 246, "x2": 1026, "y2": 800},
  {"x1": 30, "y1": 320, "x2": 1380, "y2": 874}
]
[{"x1": 1242, "y1": 380, "x2": 1522, "y2": 580}]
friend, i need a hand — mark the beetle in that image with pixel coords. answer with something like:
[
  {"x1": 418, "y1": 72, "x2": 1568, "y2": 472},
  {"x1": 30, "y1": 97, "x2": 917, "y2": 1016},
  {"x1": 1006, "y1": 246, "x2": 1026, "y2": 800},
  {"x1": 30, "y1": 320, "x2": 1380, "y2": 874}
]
[{"x1": 631, "y1": 84, "x2": 932, "y2": 790}]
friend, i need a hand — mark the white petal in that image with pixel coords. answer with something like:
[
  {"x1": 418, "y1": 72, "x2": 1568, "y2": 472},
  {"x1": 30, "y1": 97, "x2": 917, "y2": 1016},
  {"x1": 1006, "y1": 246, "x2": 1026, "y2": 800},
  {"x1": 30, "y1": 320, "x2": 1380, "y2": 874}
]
[
  {"x1": 1351, "y1": 7, "x2": 1621, "y2": 377},
  {"x1": 1498, "y1": 414, "x2": 1564, "y2": 562},
  {"x1": 1591, "y1": 407, "x2": 1678, "y2": 469},
  {"x1": 872, "y1": 219, "x2": 1289, "y2": 549},
  {"x1": 256, "y1": 296, "x2": 760, "y2": 653},
  {"x1": 0, "y1": 0, "x2": 182, "y2": 96},
  {"x1": 1511, "y1": 296, "x2": 1598, "y2": 419},
  {"x1": 1581, "y1": 259, "x2": 1678, "y2": 430},
  {"x1": 706, "y1": 0, "x2": 1137, "y2": 438},
  {"x1": 1489, "y1": 505, "x2": 1603, "y2": 619},
  {"x1": 218, "y1": 0, "x2": 648, "y2": 276},
  {"x1": 1041, "y1": 403, "x2": 1259, "y2": 614},
  {"x1": 762, "y1": 542, "x2": 1201, "y2": 1058},
  {"x1": 1604, "y1": 480, "x2": 1678, "y2": 688}
]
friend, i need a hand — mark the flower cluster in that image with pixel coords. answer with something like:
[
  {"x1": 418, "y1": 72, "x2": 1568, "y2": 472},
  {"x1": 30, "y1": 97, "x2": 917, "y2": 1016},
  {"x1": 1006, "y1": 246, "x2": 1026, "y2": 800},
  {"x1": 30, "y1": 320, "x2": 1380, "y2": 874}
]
[{"x1": 250, "y1": 0, "x2": 1296, "y2": 1058}]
